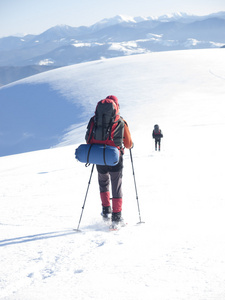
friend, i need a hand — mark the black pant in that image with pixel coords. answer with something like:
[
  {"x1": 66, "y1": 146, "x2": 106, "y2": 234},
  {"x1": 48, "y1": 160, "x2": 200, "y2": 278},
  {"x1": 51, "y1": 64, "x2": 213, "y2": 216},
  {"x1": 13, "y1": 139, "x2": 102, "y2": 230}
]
[
  {"x1": 96, "y1": 155, "x2": 123, "y2": 199},
  {"x1": 155, "y1": 139, "x2": 161, "y2": 150}
]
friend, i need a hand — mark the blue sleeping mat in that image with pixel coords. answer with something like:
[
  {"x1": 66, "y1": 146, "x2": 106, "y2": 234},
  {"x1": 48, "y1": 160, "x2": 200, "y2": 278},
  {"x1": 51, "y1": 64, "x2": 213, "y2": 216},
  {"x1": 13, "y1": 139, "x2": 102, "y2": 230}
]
[{"x1": 75, "y1": 144, "x2": 120, "y2": 166}]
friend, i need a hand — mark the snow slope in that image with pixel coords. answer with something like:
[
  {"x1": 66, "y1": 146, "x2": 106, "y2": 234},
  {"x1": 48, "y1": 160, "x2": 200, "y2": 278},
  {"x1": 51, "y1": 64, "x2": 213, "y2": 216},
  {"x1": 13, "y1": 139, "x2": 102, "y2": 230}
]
[
  {"x1": 1, "y1": 49, "x2": 225, "y2": 299},
  {"x1": 1, "y1": 48, "x2": 225, "y2": 156}
]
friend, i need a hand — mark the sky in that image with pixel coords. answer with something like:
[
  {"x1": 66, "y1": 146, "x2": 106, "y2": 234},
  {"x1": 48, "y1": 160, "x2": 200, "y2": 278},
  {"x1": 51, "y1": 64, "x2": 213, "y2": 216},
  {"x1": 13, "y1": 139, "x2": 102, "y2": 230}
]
[{"x1": 0, "y1": 0, "x2": 225, "y2": 38}]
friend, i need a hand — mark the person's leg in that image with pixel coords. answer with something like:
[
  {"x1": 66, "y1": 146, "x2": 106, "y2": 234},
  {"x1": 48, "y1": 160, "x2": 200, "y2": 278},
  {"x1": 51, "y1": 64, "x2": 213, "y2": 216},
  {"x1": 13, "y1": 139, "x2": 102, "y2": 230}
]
[
  {"x1": 109, "y1": 165, "x2": 123, "y2": 223},
  {"x1": 97, "y1": 165, "x2": 111, "y2": 216},
  {"x1": 110, "y1": 170, "x2": 123, "y2": 214}
]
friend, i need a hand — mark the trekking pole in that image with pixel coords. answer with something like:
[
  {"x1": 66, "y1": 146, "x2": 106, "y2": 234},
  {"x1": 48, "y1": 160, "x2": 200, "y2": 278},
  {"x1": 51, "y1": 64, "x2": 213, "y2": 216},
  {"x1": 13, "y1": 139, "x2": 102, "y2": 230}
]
[
  {"x1": 129, "y1": 149, "x2": 145, "y2": 224},
  {"x1": 75, "y1": 164, "x2": 95, "y2": 232}
]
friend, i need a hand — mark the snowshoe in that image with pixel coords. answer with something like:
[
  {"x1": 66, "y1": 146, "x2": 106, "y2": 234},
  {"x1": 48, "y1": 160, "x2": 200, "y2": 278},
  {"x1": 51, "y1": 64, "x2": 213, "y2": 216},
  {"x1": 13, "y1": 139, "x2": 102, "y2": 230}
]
[
  {"x1": 109, "y1": 219, "x2": 126, "y2": 231},
  {"x1": 109, "y1": 212, "x2": 126, "y2": 230}
]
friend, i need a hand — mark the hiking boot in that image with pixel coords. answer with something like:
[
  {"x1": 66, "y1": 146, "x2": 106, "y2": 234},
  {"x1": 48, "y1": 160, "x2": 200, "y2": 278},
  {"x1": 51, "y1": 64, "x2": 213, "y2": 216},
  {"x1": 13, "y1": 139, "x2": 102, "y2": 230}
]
[
  {"x1": 112, "y1": 211, "x2": 122, "y2": 223},
  {"x1": 111, "y1": 212, "x2": 126, "y2": 229},
  {"x1": 101, "y1": 206, "x2": 112, "y2": 221}
]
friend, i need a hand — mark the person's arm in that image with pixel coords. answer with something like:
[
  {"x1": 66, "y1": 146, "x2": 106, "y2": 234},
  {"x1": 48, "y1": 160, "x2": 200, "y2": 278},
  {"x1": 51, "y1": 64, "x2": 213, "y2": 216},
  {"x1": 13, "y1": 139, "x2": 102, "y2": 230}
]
[{"x1": 123, "y1": 120, "x2": 133, "y2": 149}]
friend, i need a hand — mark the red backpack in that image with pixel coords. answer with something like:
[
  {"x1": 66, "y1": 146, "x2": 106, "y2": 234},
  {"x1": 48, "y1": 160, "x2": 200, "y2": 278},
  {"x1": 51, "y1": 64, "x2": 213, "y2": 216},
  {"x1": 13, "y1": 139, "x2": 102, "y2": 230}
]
[{"x1": 85, "y1": 96, "x2": 124, "y2": 151}]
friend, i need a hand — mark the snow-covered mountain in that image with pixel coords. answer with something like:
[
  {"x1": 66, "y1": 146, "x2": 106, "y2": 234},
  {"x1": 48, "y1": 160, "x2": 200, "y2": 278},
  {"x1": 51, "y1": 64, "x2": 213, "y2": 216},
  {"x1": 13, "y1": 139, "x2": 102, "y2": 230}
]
[
  {"x1": 1, "y1": 48, "x2": 225, "y2": 300},
  {"x1": 0, "y1": 12, "x2": 225, "y2": 86},
  {"x1": 0, "y1": 48, "x2": 225, "y2": 157}
]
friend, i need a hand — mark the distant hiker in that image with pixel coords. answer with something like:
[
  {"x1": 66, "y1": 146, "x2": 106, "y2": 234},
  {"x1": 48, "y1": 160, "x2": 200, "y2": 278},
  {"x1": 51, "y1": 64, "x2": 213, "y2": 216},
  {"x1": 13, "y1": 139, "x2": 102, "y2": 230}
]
[
  {"x1": 152, "y1": 124, "x2": 163, "y2": 151},
  {"x1": 85, "y1": 95, "x2": 133, "y2": 226}
]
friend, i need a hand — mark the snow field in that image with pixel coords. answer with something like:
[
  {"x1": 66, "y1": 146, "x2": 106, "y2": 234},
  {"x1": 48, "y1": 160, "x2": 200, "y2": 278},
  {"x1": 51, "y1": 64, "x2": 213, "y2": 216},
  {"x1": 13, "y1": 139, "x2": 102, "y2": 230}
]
[{"x1": 1, "y1": 49, "x2": 225, "y2": 299}]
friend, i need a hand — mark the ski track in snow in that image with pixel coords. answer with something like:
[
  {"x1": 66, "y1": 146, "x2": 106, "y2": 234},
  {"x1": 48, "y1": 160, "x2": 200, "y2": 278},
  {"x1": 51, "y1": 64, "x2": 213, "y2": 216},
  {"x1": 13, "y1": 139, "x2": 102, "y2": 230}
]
[{"x1": 1, "y1": 49, "x2": 225, "y2": 299}]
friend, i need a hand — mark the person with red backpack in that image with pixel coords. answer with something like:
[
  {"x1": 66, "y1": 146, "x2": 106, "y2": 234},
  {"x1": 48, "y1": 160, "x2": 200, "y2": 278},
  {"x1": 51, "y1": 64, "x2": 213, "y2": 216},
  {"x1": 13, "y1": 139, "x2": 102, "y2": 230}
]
[
  {"x1": 85, "y1": 95, "x2": 133, "y2": 227},
  {"x1": 152, "y1": 124, "x2": 163, "y2": 151}
]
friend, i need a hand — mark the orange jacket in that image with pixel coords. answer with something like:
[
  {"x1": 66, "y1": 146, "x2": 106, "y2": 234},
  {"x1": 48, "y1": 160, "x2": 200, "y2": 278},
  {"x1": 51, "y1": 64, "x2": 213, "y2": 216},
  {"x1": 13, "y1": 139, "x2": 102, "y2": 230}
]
[{"x1": 123, "y1": 119, "x2": 133, "y2": 149}]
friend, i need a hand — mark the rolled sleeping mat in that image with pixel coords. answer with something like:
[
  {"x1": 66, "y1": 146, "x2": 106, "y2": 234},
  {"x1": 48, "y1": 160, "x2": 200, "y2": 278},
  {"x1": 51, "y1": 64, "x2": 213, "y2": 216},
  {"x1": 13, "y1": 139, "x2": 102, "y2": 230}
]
[{"x1": 75, "y1": 144, "x2": 120, "y2": 166}]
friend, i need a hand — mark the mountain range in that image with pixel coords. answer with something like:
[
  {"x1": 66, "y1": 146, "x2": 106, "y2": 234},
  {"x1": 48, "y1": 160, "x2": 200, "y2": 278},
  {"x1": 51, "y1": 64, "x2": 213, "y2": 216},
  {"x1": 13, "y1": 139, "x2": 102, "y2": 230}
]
[{"x1": 0, "y1": 12, "x2": 225, "y2": 86}]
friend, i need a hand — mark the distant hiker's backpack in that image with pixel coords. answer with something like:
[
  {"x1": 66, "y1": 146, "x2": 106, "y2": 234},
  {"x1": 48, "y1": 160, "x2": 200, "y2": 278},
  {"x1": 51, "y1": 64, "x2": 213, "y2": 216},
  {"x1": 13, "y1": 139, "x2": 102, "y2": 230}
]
[
  {"x1": 154, "y1": 124, "x2": 160, "y2": 134},
  {"x1": 85, "y1": 98, "x2": 124, "y2": 150},
  {"x1": 153, "y1": 124, "x2": 163, "y2": 139}
]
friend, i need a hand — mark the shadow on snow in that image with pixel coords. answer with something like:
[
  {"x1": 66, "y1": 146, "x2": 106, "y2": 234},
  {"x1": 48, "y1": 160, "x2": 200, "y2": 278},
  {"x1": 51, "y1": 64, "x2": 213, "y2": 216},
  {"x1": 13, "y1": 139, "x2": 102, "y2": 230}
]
[{"x1": 0, "y1": 230, "x2": 77, "y2": 247}]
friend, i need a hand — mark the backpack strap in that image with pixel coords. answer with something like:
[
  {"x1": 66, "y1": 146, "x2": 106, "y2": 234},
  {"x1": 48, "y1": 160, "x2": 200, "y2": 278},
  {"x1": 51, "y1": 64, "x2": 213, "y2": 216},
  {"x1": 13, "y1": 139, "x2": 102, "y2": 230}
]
[
  {"x1": 103, "y1": 144, "x2": 107, "y2": 165},
  {"x1": 108, "y1": 113, "x2": 120, "y2": 140},
  {"x1": 86, "y1": 117, "x2": 95, "y2": 144},
  {"x1": 85, "y1": 144, "x2": 94, "y2": 167}
]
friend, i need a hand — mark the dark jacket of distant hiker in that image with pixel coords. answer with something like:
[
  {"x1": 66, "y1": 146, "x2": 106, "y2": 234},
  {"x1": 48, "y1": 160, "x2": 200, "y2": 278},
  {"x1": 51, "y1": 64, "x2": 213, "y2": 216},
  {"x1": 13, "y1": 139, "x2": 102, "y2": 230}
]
[{"x1": 152, "y1": 124, "x2": 163, "y2": 151}]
